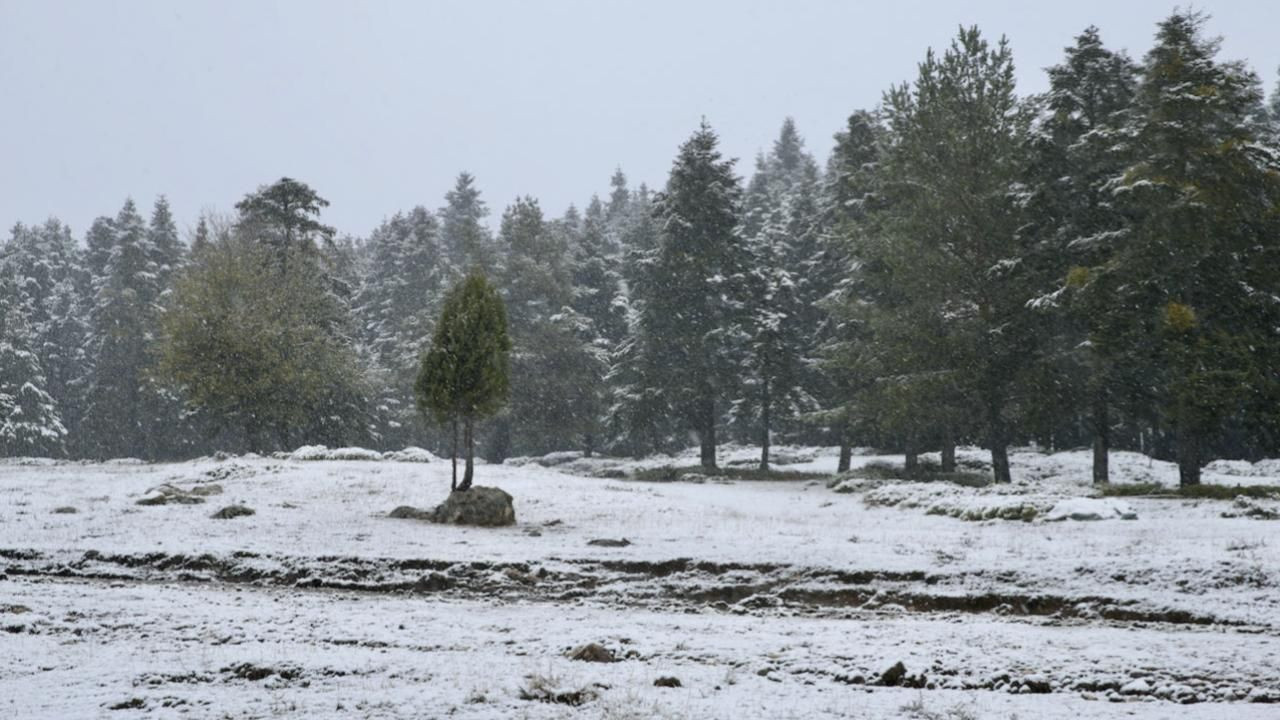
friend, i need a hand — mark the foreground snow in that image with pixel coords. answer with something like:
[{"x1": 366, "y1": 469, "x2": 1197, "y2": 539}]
[{"x1": 2, "y1": 446, "x2": 1279, "y2": 717}]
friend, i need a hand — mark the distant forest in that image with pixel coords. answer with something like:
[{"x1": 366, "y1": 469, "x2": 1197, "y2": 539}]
[{"x1": 3, "y1": 11, "x2": 1279, "y2": 486}]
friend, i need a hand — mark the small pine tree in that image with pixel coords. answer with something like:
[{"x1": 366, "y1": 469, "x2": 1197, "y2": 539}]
[{"x1": 416, "y1": 273, "x2": 511, "y2": 491}]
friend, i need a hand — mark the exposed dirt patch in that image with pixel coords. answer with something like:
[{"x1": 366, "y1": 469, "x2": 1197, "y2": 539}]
[{"x1": 1, "y1": 547, "x2": 1264, "y2": 631}]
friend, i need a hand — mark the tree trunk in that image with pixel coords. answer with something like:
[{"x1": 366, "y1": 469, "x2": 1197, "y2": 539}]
[
  {"x1": 460, "y1": 417, "x2": 475, "y2": 491},
  {"x1": 838, "y1": 438, "x2": 852, "y2": 474},
  {"x1": 699, "y1": 391, "x2": 717, "y2": 470},
  {"x1": 450, "y1": 418, "x2": 458, "y2": 491},
  {"x1": 987, "y1": 395, "x2": 1012, "y2": 483},
  {"x1": 941, "y1": 424, "x2": 956, "y2": 473},
  {"x1": 990, "y1": 442, "x2": 1011, "y2": 484},
  {"x1": 1177, "y1": 426, "x2": 1201, "y2": 487},
  {"x1": 760, "y1": 376, "x2": 771, "y2": 472},
  {"x1": 584, "y1": 433, "x2": 594, "y2": 459},
  {"x1": 1091, "y1": 391, "x2": 1109, "y2": 485}
]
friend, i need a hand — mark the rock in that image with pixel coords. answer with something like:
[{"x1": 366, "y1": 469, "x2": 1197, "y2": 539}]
[
  {"x1": 654, "y1": 676, "x2": 682, "y2": 688},
  {"x1": 878, "y1": 661, "x2": 908, "y2": 687},
  {"x1": 52, "y1": 506, "x2": 78, "y2": 514},
  {"x1": 587, "y1": 538, "x2": 631, "y2": 547},
  {"x1": 1221, "y1": 496, "x2": 1280, "y2": 520},
  {"x1": 388, "y1": 505, "x2": 432, "y2": 520},
  {"x1": 503, "y1": 567, "x2": 538, "y2": 585},
  {"x1": 1121, "y1": 678, "x2": 1151, "y2": 695},
  {"x1": 1022, "y1": 674, "x2": 1052, "y2": 693},
  {"x1": 187, "y1": 483, "x2": 223, "y2": 497},
  {"x1": 427, "y1": 487, "x2": 515, "y2": 527},
  {"x1": 136, "y1": 484, "x2": 206, "y2": 506},
  {"x1": 568, "y1": 643, "x2": 616, "y2": 663},
  {"x1": 210, "y1": 505, "x2": 255, "y2": 519},
  {"x1": 414, "y1": 572, "x2": 453, "y2": 592}
]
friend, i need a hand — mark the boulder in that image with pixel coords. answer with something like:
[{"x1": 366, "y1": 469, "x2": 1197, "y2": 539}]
[
  {"x1": 878, "y1": 661, "x2": 908, "y2": 687},
  {"x1": 136, "y1": 484, "x2": 206, "y2": 506},
  {"x1": 210, "y1": 505, "x2": 255, "y2": 520},
  {"x1": 568, "y1": 643, "x2": 616, "y2": 663},
  {"x1": 428, "y1": 486, "x2": 515, "y2": 527},
  {"x1": 654, "y1": 676, "x2": 683, "y2": 688}
]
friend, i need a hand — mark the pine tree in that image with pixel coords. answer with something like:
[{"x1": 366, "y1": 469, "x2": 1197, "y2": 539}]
[
  {"x1": 1108, "y1": 11, "x2": 1280, "y2": 485},
  {"x1": 0, "y1": 270, "x2": 67, "y2": 457},
  {"x1": 572, "y1": 197, "x2": 627, "y2": 347},
  {"x1": 877, "y1": 27, "x2": 1034, "y2": 483},
  {"x1": 567, "y1": 198, "x2": 624, "y2": 455},
  {"x1": 84, "y1": 216, "x2": 116, "y2": 283},
  {"x1": 491, "y1": 197, "x2": 600, "y2": 458},
  {"x1": 191, "y1": 215, "x2": 212, "y2": 255},
  {"x1": 440, "y1": 172, "x2": 497, "y2": 275},
  {"x1": 733, "y1": 119, "x2": 822, "y2": 469},
  {"x1": 1024, "y1": 26, "x2": 1139, "y2": 483},
  {"x1": 234, "y1": 177, "x2": 336, "y2": 266},
  {"x1": 416, "y1": 273, "x2": 511, "y2": 490},
  {"x1": 148, "y1": 196, "x2": 184, "y2": 297},
  {"x1": 356, "y1": 207, "x2": 451, "y2": 447},
  {"x1": 816, "y1": 110, "x2": 886, "y2": 471},
  {"x1": 3, "y1": 219, "x2": 90, "y2": 445},
  {"x1": 81, "y1": 198, "x2": 166, "y2": 459},
  {"x1": 604, "y1": 184, "x2": 679, "y2": 456},
  {"x1": 606, "y1": 168, "x2": 631, "y2": 227},
  {"x1": 639, "y1": 120, "x2": 745, "y2": 469}
]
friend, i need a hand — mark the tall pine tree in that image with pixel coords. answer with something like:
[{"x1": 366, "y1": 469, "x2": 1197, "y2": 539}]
[{"x1": 637, "y1": 120, "x2": 745, "y2": 469}]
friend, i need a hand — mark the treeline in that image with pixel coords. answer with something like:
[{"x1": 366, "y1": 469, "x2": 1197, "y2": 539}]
[{"x1": 3, "y1": 11, "x2": 1279, "y2": 485}]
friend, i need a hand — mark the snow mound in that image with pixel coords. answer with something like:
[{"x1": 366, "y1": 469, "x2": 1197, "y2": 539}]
[
  {"x1": 504, "y1": 451, "x2": 584, "y2": 467},
  {"x1": 1205, "y1": 458, "x2": 1280, "y2": 478},
  {"x1": 0, "y1": 457, "x2": 64, "y2": 466},
  {"x1": 1045, "y1": 498, "x2": 1138, "y2": 522},
  {"x1": 381, "y1": 447, "x2": 437, "y2": 463},
  {"x1": 288, "y1": 445, "x2": 382, "y2": 462}
]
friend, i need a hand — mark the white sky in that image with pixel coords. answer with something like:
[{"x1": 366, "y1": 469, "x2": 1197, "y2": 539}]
[{"x1": 2, "y1": 0, "x2": 1277, "y2": 239}]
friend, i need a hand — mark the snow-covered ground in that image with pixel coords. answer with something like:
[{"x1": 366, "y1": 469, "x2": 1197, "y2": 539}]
[{"x1": 3, "y1": 446, "x2": 1279, "y2": 717}]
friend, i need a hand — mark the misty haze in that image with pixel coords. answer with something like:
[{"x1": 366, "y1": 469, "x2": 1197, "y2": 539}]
[{"x1": 3, "y1": 1, "x2": 1280, "y2": 718}]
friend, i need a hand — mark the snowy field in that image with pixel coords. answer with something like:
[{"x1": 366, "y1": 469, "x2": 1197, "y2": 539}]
[{"x1": 3, "y1": 446, "x2": 1280, "y2": 718}]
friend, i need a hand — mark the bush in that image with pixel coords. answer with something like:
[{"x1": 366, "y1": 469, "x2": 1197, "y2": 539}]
[
  {"x1": 848, "y1": 460, "x2": 990, "y2": 488},
  {"x1": 631, "y1": 465, "x2": 824, "y2": 483},
  {"x1": 1097, "y1": 483, "x2": 1280, "y2": 500}
]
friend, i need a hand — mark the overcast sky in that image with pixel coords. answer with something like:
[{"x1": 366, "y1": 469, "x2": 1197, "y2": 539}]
[{"x1": 2, "y1": 0, "x2": 1277, "y2": 240}]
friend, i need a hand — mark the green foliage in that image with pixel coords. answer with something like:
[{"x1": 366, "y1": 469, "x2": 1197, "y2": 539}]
[
  {"x1": 634, "y1": 120, "x2": 746, "y2": 468},
  {"x1": 837, "y1": 26, "x2": 1032, "y2": 483},
  {"x1": 415, "y1": 273, "x2": 511, "y2": 428},
  {"x1": 1098, "y1": 482, "x2": 1280, "y2": 500},
  {"x1": 234, "y1": 177, "x2": 336, "y2": 260},
  {"x1": 847, "y1": 460, "x2": 991, "y2": 488},
  {"x1": 629, "y1": 465, "x2": 825, "y2": 483},
  {"x1": 156, "y1": 225, "x2": 371, "y2": 452},
  {"x1": 1106, "y1": 10, "x2": 1280, "y2": 484}
]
